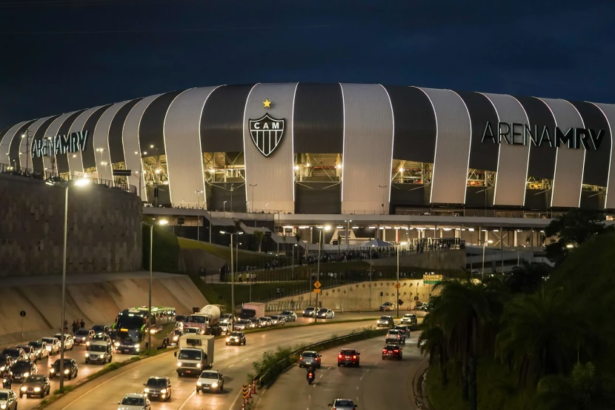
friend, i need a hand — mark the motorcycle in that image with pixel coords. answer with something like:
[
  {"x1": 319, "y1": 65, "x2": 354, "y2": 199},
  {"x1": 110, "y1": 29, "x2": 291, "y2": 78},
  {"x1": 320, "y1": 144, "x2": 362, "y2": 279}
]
[
  {"x1": 2, "y1": 377, "x2": 12, "y2": 389},
  {"x1": 307, "y1": 371, "x2": 315, "y2": 385}
]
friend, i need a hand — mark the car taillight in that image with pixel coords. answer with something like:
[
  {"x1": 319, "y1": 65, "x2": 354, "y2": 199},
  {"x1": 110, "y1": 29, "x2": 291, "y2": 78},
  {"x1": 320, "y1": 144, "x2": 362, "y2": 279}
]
[
  {"x1": 338, "y1": 354, "x2": 342, "y2": 359},
  {"x1": 352, "y1": 355, "x2": 357, "y2": 360},
  {"x1": 382, "y1": 349, "x2": 387, "y2": 353},
  {"x1": 315, "y1": 357, "x2": 319, "y2": 361},
  {"x1": 397, "y1": 335, "x2": 400, "y2": 339},
  {"x1": 394, "y1": 350, "x2": 399, "y2": 353}
]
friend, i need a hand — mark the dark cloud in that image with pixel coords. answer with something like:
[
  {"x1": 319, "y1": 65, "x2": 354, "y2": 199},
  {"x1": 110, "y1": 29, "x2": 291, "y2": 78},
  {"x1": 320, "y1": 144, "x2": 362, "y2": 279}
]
[{"x1": 0, "y1": 0, "x2": 613, "y2": 128}]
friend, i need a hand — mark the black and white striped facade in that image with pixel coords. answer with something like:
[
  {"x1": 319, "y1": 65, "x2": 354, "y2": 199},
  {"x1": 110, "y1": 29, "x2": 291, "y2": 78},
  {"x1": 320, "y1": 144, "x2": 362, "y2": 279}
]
[{"x1": 2, "y1": 83, "x2": 615, "y2": 215}]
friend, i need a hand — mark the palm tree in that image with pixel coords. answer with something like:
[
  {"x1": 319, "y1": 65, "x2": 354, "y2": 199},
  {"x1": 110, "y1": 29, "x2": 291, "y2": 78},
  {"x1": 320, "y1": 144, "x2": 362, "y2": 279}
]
[
  {"x1": 419, "y1": 316, "x2": 449, "y2": 386},
  {"x1": 504, "y1": 262, "x2": 550, "y2": 294},
  {"x1": 254, "y1": 230, "x2": 264, "y2": 253},
  {"x1": 496, "y1": 289, "x2": 589, "y2": 387}
]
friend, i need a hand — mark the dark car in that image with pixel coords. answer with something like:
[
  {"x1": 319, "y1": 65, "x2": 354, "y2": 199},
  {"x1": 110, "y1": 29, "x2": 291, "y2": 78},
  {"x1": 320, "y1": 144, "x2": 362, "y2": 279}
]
[
  {"x1": 1, "y1": 348, "x2": 25, "y2": 364},
  {"x1": 302, "y1": 307, "x2": 316, "y2": 317},
  {"x1": 49, "y1": 358, "x2": 78, "y2": 380},
  {"x1": 19, "y1": 375, "x2": 50, "y2": 398},
  {"x1": 10, "y1": 360, "x2": 37, "y2": 383},
  {"x1": 143, "y1": 376, "x2": 172, "y2": 401},
  {"x1": 337, "y1": 348, "x2": 360, "y2": 367},
  {"x1": 394, "y1": 325, "x2": 411, "y2": 339},
  {"x1": 225, "y1": 332, "x2": 246, "y2": 346},
  {"x1": 376, "y1": 315, "x2": 395, "y2": 328},
  {"x1": 175, "y1": 315, "x2": 188, "y2": 323},
  {"x1": 91, "y1": 325, "x2": 111, "y2": 335},
  {"x1": 299, "y1": 351, "x2": 322, "y2": 368},
  {"x1": 74, "y1": 329, "x2": 95, "y2": 345},
  {"x1": 382, "y1": 345, "x2": 403, "y2": 360}
]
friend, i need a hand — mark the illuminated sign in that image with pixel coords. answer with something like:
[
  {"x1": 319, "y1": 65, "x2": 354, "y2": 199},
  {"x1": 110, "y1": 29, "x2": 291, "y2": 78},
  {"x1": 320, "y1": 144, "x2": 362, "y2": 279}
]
[
  {"x1": 249, "y1": 114, "x2": 285, "y2": 157},
  {"x1": 481, "y1": 121, "x2": 605, "y2": 150},
  {"x1": 31, "y1": 131, "x2": 89, "y2": 158}
]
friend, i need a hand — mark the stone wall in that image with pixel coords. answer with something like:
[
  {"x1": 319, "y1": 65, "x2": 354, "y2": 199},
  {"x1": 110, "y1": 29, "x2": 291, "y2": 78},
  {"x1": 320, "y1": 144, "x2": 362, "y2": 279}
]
[{"x1": 0, "y1": 174, "x2": 142, "y2": 276}]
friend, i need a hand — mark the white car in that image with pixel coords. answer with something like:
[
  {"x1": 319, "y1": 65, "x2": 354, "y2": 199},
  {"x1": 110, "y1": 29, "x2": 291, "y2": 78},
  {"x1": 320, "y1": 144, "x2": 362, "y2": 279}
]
[
  {"x1": 117, "y1": 393, "x2": 151, "y2": 410},
  {"x1": 196, "y1": 370, "x2": 224, "y2": 394},
  {"x1": 53, "y1": 334, "x2": 74, "y2": 350},
  {"x1": 401, "y1": 313, "x2": 417, "y2": 325},
  {"x1": 41, "y1": 337, "x2": 61, "y2": 355},
  {"x1": 0, "y1": 389, "x2": 18, "y2": 410}
]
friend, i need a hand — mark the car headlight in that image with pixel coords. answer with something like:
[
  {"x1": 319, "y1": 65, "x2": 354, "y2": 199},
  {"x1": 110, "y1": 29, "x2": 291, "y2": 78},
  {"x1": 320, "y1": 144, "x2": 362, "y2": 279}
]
[
  {"x1": 177, "y1": 362, "x2": 182, "y2": 367},
  {"x1": 134, "y1": 344, "x2": 139, "y2": 348},
  {"x1": 212, "y1": 382, "x2": 218, "y2": 388},
  {"x1": 160, "y1": 389, "x2": 167, "y2": 394},
  {"x1": 114, "y1": 342, "x2": 120, "y2": 347},
  {"x1": 1, "y1": 403, "x2": 6, "y2": 409},
  {"x1": 85, "y1": 353, "x2": 89, "y2": 357},
  {"x1": 21, "y1": 387, "x2": 27, "y2": 391},
  {"x1": 0, "y1": 366, "x2": 5, "y2": 372},
  {"x1": 64, "y1": 369, "x2": 69, "y2": 374},
  {"x1": 226, "y1": 338, "x2": 230, "y2": 341},
  {"x1": 50, "y1": 368, "x2": 55, "y2": 373},
  {"x1": 34, "y1": 387, "x2": 41, "y2": 392},
  {"x1": 173, "y1": 336, "x2": 178, "y2": 341},
  {"x1": 196, "y1": 363, "x2": 202, "y2": 368},
  {"x1": 144, "y1": 388, "x2": 150, "y2": 393},
  {"x1": 46, "y1": 346, "x2": 52, "y2": 351},
  {"x1": 196, "y1": 381, "x2": 202, "y2": 386},
  {"x1": 24, "y1": 372, "x2": 29, "y2": 378}
]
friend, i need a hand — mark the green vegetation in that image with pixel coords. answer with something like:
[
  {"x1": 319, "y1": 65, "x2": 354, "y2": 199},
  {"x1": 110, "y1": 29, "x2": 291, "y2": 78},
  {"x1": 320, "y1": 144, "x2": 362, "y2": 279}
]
[
  {"x1": 178, "y1": 236, "x2": 280, "y2": 266},
  {"x1": 421, "y1": 210, "x2": 615, "y2": 410},
  {"x1": 142, "y1": 224, "x2": 182, "y2": 272}
]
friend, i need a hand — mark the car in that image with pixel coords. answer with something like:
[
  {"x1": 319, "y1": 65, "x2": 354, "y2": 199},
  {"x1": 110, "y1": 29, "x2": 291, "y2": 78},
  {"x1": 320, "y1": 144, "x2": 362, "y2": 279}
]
[
  {"x1": 171, "y1": 329, "x2": 183, "y2": 345},
  {"x1": 27, "y1": 341, "x2": 49, "y2": 360},
  {"x1": 376, "y1": 315, "x2": 395, "y2": 328},
  {"x1": 196, "y1": 370, "x2": 224, "y2": 394},
  {"x1": 233, "y1": 320, "x2": 251, "y2": 331},
  {"x1": 299, "y1": 351, "x2": 322, "y2": 368},
  {"x1": 248, "y1": 317, "x2": 260, "y2": 328},
  {"x1": 175, "y1": 315, "x2": 188, "y2": 324},
  {"x1": 49, "y1": 358, "x2": 78, "y2": 380},
  {"x1": 87, "y1": 333, "x2": 112, "y2": 347},
  {"x1": 10, "y1": 360, "x2": 37, "y2": 383},
  {"x1": 53, "y1": 333, "x2": 75, "y2": 350},
  {"x1": 0, "y1": 389, "x2": 18, "y2": 410},
  {"x1": 401, "y1": 313, "x2": 417, "y2": 325},
  {"x1": 385, "y1": 329, "x2": 406, "y2": 345},
  {"x1": 184, "y1": 327, "x2": 203, "y2": 335},
  {"x1": 74, "y1": 329, "x2": 95, "y2": 345},
  {"x1": 117, "y1": 393, "x2": 151, "y2": 410},
  {"x1": 41, "y1": 337, "x2": 61, "y2": 355},
  {"x1": 91, "y1": 325, "x2": 111, "y2": 335},
  {"x1": 328, "y1": 398, "x2": 357, "y2": 410},
  {"x1": 1, "y1": 348, "x2": 26, "y2": 364},
  {"x1": 280, "y1": 310, "x2": 297, "y2": 322},
  {"x1": 19, "y1": 375, "x2": 50, "y2": 398},
  {"x1": 85, "y1": 341, "x2": 113, "y2": 364},
  {"x1": 382, "y1": 344, "x2": 403, "y2": 360},
  {"x1": 302, "y1": 307, "x2": 316, "y2": 317},
  {"x1": 219, "y1": 314, "x2": 234, "y2": 325},
  {"x1": 268, "y1": 315, "x2": 284, "y2": 325},
  {"x1": 15, "y1": 345, "x2": 36, "y2": 363},
  {"x1": 225, "y1": 331, "x2": 246, "y2": 346},
  {"x1": 394, "y1": 325, "x2": 411, "y2": 339},
  {"x1": 380, "y1": 302, "x2": 395, "y2": 311},
  {"x1": 258, "y1": 317, "x2": 271, "y2": 327},
  {"x1": 143, "y1": 376, "x2": 172, "y2": 401},
  {"x1": 337, "y1": 348, "x2": 360, "y2": 367},
  {"x1": 317, "y1": 308, "x2": 334, "y2": 319}
]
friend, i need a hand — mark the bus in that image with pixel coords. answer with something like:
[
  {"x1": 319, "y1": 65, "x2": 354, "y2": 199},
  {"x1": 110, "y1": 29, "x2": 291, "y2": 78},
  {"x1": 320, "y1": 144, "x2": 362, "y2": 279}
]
[{"x1": 111, "y1": 306, "x2": 176, "y2": 354}]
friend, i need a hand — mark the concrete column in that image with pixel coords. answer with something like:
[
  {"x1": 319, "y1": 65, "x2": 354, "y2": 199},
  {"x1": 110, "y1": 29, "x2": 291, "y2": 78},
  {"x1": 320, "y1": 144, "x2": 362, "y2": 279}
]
[{"x1": 514, "y1": 230, "x2": 518, "y2": 246}]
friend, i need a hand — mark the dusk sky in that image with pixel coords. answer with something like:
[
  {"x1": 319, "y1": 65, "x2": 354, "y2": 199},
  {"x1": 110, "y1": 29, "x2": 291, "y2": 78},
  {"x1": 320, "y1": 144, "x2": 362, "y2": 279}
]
[{"x1": 1, "y1": 0, "x2": 614, "y2": 129}]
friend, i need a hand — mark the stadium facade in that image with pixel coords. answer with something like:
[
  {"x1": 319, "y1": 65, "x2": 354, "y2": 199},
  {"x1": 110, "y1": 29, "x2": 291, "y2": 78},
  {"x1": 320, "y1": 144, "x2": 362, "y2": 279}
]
[{"x1": 2, "y1": 83, "x2": 615, "y2": 218}]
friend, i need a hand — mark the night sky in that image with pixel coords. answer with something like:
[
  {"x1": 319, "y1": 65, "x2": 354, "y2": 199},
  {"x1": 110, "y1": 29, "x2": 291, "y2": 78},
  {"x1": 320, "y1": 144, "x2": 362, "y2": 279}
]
[{"x1": 1, "y1": 0, "x2": 614, "y2": 129}]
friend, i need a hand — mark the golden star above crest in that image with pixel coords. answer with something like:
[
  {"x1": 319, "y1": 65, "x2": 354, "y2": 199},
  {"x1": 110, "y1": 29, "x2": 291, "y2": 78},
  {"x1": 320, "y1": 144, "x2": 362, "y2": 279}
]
[{"x1": 263, "y1": 99, "x2": 272, "y2": 108}]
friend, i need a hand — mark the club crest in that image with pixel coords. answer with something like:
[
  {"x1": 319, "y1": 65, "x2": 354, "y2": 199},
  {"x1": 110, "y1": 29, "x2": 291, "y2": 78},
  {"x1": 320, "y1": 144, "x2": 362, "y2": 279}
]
[{"x1": 249, "y1": 114, "x2": 285, "y2": 157}]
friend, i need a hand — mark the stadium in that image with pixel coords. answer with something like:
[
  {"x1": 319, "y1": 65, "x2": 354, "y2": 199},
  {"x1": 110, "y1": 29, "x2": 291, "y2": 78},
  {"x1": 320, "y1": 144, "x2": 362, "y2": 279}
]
[{"x1": 1, "y1": 83, "x2": 614, "y2": 248}]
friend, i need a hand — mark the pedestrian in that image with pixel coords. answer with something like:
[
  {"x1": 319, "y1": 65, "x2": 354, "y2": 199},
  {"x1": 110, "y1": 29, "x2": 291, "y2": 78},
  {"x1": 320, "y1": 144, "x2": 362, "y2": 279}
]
[
  {"x1": 239, "y1": 273, "x2": 243, "y2": 283},
  {"x1": 72, "y1": 320, "x2": 78, "y2": 333},
  {"x1": 80, "y1": 319, "x2": 85, "y2": 329}
]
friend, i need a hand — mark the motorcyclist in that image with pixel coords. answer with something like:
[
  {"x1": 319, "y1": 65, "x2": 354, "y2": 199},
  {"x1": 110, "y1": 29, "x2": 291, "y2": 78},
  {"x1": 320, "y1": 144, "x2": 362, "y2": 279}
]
[
  {"x1": 2, "y1": 368, "x2": 13, "y2": 389},
  {"x1": 306, "y1": 365, "x2": 316, "y2": 381}
]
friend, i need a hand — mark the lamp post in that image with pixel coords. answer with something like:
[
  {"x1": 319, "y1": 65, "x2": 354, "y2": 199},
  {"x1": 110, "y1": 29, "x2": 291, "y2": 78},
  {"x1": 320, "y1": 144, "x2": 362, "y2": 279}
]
[
  {"x1": 316, "y1": 225, "x2": 331, "y2": 321},
  {"x1": 147, "y1": 218, "x2": 168, "y2": 354},
  {"x1": 195, "y1": 190, "x2": 203, "y2": 241},
  {"x1": 58, "y1": 177, "x2": 92, "y2": 390},
  {"x1": 481, "y1": 239, "x2": 494, "y2": 281},
  {"x1": 223, "y1": 201, "x2": 227, "y2": 212},
  {"x1": 221, "y1": 231, "x2": 243, "y2": 331},
  {"x1": 396, "y1": 242, "x2": 408, "y2": 319}
]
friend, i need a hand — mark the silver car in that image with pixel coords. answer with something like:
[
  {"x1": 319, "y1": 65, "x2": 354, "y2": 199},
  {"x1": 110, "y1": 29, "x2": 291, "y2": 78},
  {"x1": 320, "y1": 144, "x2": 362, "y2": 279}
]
[
  {"x1": 299, "y1": 351, "x2": 322, "y2": 368},
  {"x1": 328, "y1": 399, "x2": 357, "y2": 410}
]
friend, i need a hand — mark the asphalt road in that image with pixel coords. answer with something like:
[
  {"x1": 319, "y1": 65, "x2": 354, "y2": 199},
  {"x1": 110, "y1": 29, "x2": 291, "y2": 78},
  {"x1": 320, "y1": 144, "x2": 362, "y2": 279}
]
[
  {"x1": 257, "y1": 334, "x2": 425, "y2": 410},
  {"x1": 31, "y1": 316, "x2": 385, "y2": 410}
]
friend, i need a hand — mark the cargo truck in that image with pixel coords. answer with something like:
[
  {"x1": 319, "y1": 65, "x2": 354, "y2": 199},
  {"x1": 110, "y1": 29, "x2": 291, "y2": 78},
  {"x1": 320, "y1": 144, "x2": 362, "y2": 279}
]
[
  {"x1": 174, "y1": 334, "x2": 215, "y2": 377},
  {"x1": 239, "y1": 302, "x2": 266, "y2": 319}
]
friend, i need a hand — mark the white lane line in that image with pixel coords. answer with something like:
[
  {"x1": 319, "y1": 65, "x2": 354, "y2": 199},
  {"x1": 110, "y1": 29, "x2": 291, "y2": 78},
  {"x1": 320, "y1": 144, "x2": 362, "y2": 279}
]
[
  {"x1": 320, "y1": 374, "x2": 324, "y2": 379},
  {"x1": 360, "y1": 376, "x2": 363, "y2": 381},
  {"x1": 178, "y1": 391, "x2": 197, "y2": 410},
  {"x1": 356, "y1": 385, "x2": 359, "y2": 390},
  {"x1": 242, "y1": 358, "x2": 249, "y2": 362},
  {"x1": 367, "y1": 369, "x2": 370, "y2": 373},
  {"x1": 313, "y1": 383, "x2": 316, "y2": 388},
  {"x1": 228, "y1": 364, "x2": 235, "y2": 368}
]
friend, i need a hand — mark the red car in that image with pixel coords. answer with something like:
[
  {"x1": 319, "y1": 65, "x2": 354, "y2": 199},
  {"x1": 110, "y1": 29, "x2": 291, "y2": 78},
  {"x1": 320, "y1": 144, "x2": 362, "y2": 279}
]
[
  {"x1": 382, "y1": 345, "x2": 403, "y2": 360},
  {"x1": 337, "y1": 348, "x2": 360, "y2": 367}
]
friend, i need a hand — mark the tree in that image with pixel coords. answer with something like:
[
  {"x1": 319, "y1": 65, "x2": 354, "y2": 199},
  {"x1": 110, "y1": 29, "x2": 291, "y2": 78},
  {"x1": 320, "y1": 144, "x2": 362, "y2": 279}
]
[
  {"x1": 419, "y1": 317, "x2": 449, "y2": 386},
  {"x1": 504, "y1": 262, "x2": 551, "y2": 294},
  {"x1": 536, "y1": 362, "x2": 615, "y2": 410},
  {"x1": 496, "y1": 289, "x2": 589, "y2": 387},
  {"x1": 254, "y1": 230, "x2": 264, "y2": 253},
  {"x1": 544, "y1": 209, "x2": 608, "y2": 263}
]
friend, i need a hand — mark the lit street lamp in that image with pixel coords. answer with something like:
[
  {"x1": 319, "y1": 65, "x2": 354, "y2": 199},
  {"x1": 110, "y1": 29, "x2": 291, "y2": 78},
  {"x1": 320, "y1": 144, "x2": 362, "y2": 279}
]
[
  {"x1": 146, "y1": 218, "x2": 168, "y2": 353},
  {"x1": 220, "y1": 231, "x2": 243, "y2": 332}
]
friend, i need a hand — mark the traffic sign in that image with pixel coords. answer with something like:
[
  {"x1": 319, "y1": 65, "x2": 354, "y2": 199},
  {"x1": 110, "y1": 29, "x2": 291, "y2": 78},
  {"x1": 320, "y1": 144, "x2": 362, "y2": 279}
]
[
  {"x1": 394, "y1": 282, "x2": 401, "y2": 289},
  {"x1": 313, "y1": 289, "x2": 322, "y2": 294},
  {"x1": 242, "y1": 384, "x2": 249, "y2": 399},
  {"x1": 313, "y1": 280, "x2": 321, "y2": 289}
]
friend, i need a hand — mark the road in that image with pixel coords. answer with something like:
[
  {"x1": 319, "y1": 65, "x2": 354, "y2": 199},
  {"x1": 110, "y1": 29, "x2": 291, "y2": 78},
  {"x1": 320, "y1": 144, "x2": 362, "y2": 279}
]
[
  {"x1": 257, "y1": 334, "x2": 425, "y2": 410},
  {"x1": 15, "y1": 315, "x2": 381, "y2": 410}
]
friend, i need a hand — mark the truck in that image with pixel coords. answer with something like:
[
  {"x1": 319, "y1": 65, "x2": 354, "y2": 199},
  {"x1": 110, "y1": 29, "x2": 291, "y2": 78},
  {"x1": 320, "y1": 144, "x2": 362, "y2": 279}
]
[
  {"x1": 184, "y1": 305, "x2": 222, "y2": 336},
  {"x1": 239, "y1": 302, "x2": 266, "y2": 319},
  {"x1": 174, "y1": 334, "x2": 215, "y2": 377}
]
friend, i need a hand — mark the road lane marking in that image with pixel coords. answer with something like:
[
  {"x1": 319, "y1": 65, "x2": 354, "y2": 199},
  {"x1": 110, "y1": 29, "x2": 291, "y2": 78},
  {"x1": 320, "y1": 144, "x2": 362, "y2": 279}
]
[
  {"x1": 367, "y1": 369, "x2": 370, "y2": 373},
  {"x1": 360, "y1": 376, "x2": 363, "y2": 380},
  {"x1": 356, "y1": 385, "x2": 359, "y2": 390},
  {"x1": 228, "y1": 364, "x2": 235, "y2": 368},
  {"x1": 242, "y1": 358, "x2": 249, "y2": 362},
  {"x1": 178, "y1": 391, "x2": 197, "y2": 410}
]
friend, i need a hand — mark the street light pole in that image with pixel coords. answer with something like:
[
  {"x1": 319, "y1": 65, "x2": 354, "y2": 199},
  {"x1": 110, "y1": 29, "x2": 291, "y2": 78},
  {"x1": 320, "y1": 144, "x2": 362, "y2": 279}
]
[
  {"x1": 396, "y1": 244, "x2": 400, "y2": 319},
  {"x1": 149, "y1": 224, "x2": 153, "y2": 353},
  {"x1": 59, "y1": 186, "x2": 68, "y2": 390},
  {"x1": 481, "y1": 240, "x2": 493, "y2": 281},
  {"x1": 221, "y1": 231, "x2": 243, "y2": 331}
]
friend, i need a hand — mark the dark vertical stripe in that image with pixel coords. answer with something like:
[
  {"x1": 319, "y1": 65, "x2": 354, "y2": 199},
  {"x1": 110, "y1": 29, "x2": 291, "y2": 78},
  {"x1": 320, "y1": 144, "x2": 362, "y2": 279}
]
[
  {"x1": 514, "y1": 96, "x2": 557, "y2": 179},
  {"x1": 109, "y1": 99, "x2": 142, "y2": 165},
  {"x1": 31, "y1": 115, "x2": 61, "y2": 173},
  {"x1": 8, "y1": 120, "x2": 36, "y2": 168},
  {"x1": 455, "y1": 91, "x2": 499, "y2": 171},
  {"x1": 293, "y1": 83, "x2": 343, "y2": 153},
  {"x1": 384, "y1": 85, "x2": 436, "y2": 163},
  {"x1": 81, "y1": 104, "x2": 112, "y2": 170},
  {"x1": 55, "y1": 110, "x2": 87, "y2": 174},
  {"x1": 568, "y1": 100, "x2": 610, "y2": 187},
  {"x1": 201, "y1": 85, "x2": 254, "y2": 152},
  {"x1": 139, "y1": 91, "x2": 184, "y2": 156}
]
